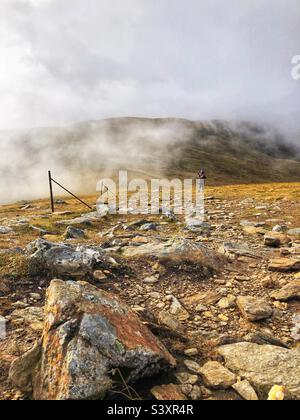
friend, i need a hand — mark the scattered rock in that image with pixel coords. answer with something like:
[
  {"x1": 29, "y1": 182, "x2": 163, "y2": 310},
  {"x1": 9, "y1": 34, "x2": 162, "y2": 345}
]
[
  {"x1": 9, "y1": 343, "x2": 42, "y2": 393},
  {"x1": 64, "y1": 226, "x2": 86, "y2": 239},
  {"x1": 143, "y1": 276, "x2": 159, "y2": 285},
  {"x1": 264, "y1": 233, "x2": 291, "y2": 248},
  {"x1": 234, "y1": 275, "x2": 251, "y2": 282},
  {"x1": 287, "y1": 228, "x2": 300, "y2": 236},
  {"x1": 123, "y1": 220, "x2": 149, "y2": 230},
  {"x1": 219, "y1": 242, "x2": 261, "y2": 260},
  {"x1": 273, "y1": 225, "x2": 286, "y2": 233},
  {"x1": 0, "y1": 280, "x2": 10, "y2": 294},
  {"x1": 93, "y1": 270, "x2": 108, "y2": 281},
  {"x1": 190, "y1": 385, "x2": 202, "y2": 400},
  {"x1": 218, "y1": 342, "x2": 300, "y2": 399},
  {"x1": 261, "y1": 276, "x2": 279, "y2": 289},
  {"x1": 268, "y1": 258, "x2": 300, "y2": 272},
  {"x1": 169, "y1": 296, "x2": 189, "y2": 321},
  {"x1": 184, "y1": 360, "x2": 201, "y2": 374},
  {"x1": 30, "y1": 226, "x2": 55, "y2": 236},
  {"x1": 21, "y1": 204, "x2": 32, "y2": 210},
  {"x1": 291, "y1": 315, "x2": 300, "y2": 341},
  {"x1": 10, "y1": 280, "x2": 176, "y2": 400},
  {"x1": 151, "y1": 384, "x2": 186, "y2": 400},
  {"x1": 10, "y1": 307, "x2": 44, "y2": 331},
  {"x1": 26, "y1": 239, "x2": 108, "y2": 277},
  {"x1": 243, "y1": 331, "x2": 289, "y2": 348},
  {"x1": 122, "y1": 238, "x2": 223, "y2": 269},
  {"x1": 140, "y1": 223, "x2": 158, "y2": 231},
  {"x1": 180, "y1": 384, "x2": 193, "y2": 398},
  {"x1": 158, "y1": 311, "x2": 185, "y2": 335},
  {"x1": 218, "y1": 295, "x2": 236, "y2": 309},
  {"x1": 243, "y1": 226, "x2": 266, "y2": 236},
  {"x1": 0, "y1": 226, "x2": 13, "y2": 234},
  {"x1": 232, "y1": 380, "x2": 259, "y2": 401},
  {"x1": 182, "y1": 290, "x2": 221, "y2": 307},
  {"x1": 240, "y1": 220, "x2": 265, "y2": 228},
  {"x1": 185, "y1": 220, "x2": 211, "y2": 233},
  {"x1": 29, "y1": 293, "x2": 41, "y2": 301},
  {"x1": 268, "y1": 385, "x2": 285, "y2": 401},
  {"x1": 199, "y1": 361, "x2": 236, "y2": 389},
  {"x1": 270, "y1": 282, "x2": 300, "y2": 301},
  {"x1": 175, "y1": 372, "x2": 199, "y2": 385},
  {"x1": 56, "y1": 212, "x2": 100, "y2": 227},
  {"x1": 184, "y1": 348, "x2": 199, "y2": 357},
  {"x1": 237, "y1": 296, "x2": 273, "y2": 322}
]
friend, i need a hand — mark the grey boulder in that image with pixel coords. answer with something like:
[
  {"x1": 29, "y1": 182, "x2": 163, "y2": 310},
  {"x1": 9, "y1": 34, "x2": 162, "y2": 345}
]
[
  {"x1": 26, "y1": 239, "x2": 107, "y2": 277},
  {"x1": 9, "y1": 280, "x2": 176, "y2": 400},
  {"x1": 218, "y1": 342, "x2": 300, "y2": 399}
]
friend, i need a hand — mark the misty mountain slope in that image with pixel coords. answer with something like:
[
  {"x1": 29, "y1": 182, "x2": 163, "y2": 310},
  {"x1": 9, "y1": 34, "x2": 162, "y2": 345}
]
[{"x1": 0, "y1": 117, "x2": 300, "y2": 203}]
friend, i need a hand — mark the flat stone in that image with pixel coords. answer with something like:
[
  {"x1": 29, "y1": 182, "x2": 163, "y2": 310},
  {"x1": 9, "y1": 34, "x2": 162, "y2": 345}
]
[
  {"x1": 56, "y1": 212, "x2": 101, "y2": 226},
  {"x1": 234, "y1": 276, "x2": 251, "y2": 282},
  {"x1": 199, "y1": 361, "x2": 236, "y2": 389},
  {"x1": 122, "y1": 239, "x2": 223, "y2": 270},
  {"x1": 218, "y1": 342, "x2": 300, "y2": 399},
  {"x1": 219, "y1": 242, "x2": 261, "y2": 260},
  {"x1": 287, "y1": 228, "x2": 300, "y2": 236},
  {"x1": 182, "y1": 290, "x2": 221, "y2": 307},
  {"x1": 243, "y1": 226, "x2": 266, "y2": 236},
  {"x1": 240, "y1": 220, "x2": 266, "y2": 228},
  {"x1": 237, "y1": 296, "x2": 273, "y2": 322},
  {"x1": 270, "y1": 282, "x2": 300, "y2": 301},
  {"x1": 268, "y1": 258, "x2": 300, "y2": 272},
  {"x1": 243, "y1": 331, "x2": 289, "y2": 348}
]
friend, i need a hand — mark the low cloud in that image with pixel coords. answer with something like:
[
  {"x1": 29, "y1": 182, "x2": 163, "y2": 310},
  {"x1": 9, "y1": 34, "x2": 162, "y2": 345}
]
[{"x1": 0, "y1": 0, "x2": 299, "y2": 131}]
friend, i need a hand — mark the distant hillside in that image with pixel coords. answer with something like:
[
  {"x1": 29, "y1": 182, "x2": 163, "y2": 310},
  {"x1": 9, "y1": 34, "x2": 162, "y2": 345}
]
[{"x1": 0, "y1": 118, "x2": 300, "y2": 203}]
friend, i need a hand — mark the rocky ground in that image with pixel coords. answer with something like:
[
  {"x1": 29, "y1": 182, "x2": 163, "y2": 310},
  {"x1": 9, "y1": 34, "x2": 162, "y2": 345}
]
[{"x1": 0, "y1": 182, "x2": 300, "y2": 400}]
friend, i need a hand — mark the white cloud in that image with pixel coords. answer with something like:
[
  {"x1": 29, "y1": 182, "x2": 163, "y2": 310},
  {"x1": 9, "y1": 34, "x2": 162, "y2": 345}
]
[{"x1": 0, "y1": 0, "x2": 299, "y2": 130}]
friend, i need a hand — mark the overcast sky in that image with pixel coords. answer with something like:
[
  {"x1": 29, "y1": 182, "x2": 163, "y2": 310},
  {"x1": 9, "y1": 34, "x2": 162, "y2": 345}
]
[{"x1": 0, "y1": 0, "x2": 299, "y2": 131}]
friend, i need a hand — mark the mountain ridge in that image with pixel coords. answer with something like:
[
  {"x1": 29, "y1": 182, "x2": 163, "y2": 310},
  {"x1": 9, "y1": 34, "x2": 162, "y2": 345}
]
[{"x1": 0, "y1": 117, "x2": 300, "y2": 203}]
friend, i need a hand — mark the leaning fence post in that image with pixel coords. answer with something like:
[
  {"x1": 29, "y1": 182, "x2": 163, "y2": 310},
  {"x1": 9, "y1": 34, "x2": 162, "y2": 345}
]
[{"x1": 48, "y1": 170, "x2": 55, "y2": 213}]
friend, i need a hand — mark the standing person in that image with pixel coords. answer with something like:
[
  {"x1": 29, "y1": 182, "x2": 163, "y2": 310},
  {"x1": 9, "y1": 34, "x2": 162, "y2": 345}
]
[{"x1": 198, "y1": 168, "x2": 207, "y2": 192}]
